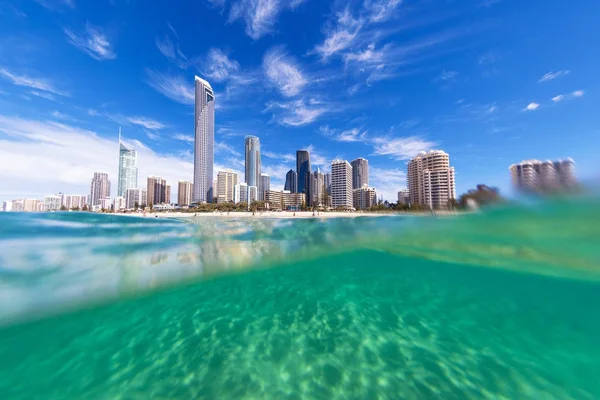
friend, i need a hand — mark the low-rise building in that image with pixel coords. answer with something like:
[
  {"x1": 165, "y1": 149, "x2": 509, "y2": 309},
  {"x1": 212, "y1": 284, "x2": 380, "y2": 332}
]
[
  {"x1": 353, "y1": 184, "x2": 377, "y2": 210},
  {"x1": 264, "y1": 190, "x2": 306, "y2": 210}
]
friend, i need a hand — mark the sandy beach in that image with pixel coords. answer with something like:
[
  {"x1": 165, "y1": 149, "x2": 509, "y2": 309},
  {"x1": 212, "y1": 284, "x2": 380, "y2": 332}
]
[{"x1": 121, "y1": 210, "x2": 456, "y2": 219}]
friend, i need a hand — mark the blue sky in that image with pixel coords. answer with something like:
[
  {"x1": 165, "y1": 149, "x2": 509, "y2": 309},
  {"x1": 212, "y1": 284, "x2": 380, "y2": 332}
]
[{"x1": 0, "y1": 0, "x2": 599, "y2": 202}]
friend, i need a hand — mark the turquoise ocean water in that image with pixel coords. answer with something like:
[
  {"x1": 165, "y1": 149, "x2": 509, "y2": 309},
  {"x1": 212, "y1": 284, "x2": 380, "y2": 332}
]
[{"x1": 0, "y1": 198, "x2": 599, "y2": 399}]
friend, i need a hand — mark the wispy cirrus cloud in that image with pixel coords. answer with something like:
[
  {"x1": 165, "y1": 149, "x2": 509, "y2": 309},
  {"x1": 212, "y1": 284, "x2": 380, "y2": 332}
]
[
  {"x1": 144, "y1": 69, "x2": 194, "y2": 105},
  {"x1": 64, "y1": 24, "x2": 115, "y2": 60},
  {"x1": 204, "y1": 48, "x2": 241, "y2": 82},
  {"x1": 552, "y1": 90, "x2": 585, "y2": 103},
  {"x1": 28, "y1": 91, "x2": 57, "y2": 101},
  {"x1": 369, "y1": 166, "x2": 407, "y2": 200},
  {"x1": 538, "y1": 70, "x2": 569, "y2": 83},
  {"x1": 319, "y1": 125, "x2": 367, "y2": 143},
  {"x1": 263, "y1": 47, "x2": 307, "y2": 97},
  {"x1": 262, "y1": 151, "x2": 296, "y2": 162},
  {"x1": 0, "y1": 68, "x2": 69, "y2": 96},
  {"x1": 215, "y1": 141, "x2": 242, "y2": 157},
  {"x1": 227, "y1": 0, "x2": 306, "y2": 40},
  {"x1": 371, "y1": 135, "x2": 436, "y2": 160},
  {"x1": 35, "y1": 0, "x2": 75, "y2": 11},
  {"x1": 173, "y1": 133, "x2": 194, "y2": 143},
  {"x1": 435, "y1": 69, "x2": 458, "y2": 83},
  {"x1": 156, "y1": 31, "x2": 188, "y2": 69},
  {"x1": 126, "y1": 116, "x2": 166, "y2": 130},
  {"x1": 265, "y1": 98, "x2": 327, "y2": 127}
]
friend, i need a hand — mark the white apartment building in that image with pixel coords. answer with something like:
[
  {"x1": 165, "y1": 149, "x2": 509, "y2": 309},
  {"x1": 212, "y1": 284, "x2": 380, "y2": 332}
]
[
  {"x1": 331, "y1": 160, "x2": 354, "y2": 210},
  {"x1": 264, "y1": 190, "x2": 305, "y2": 210},
  {"x1": 408, "y1": 150, "x2": 456, "y2": 209},
  {"x1": 2, "y1": 201, "x2": 13, "y2": 212},
  {"x1": 125, "y1": 188, "x2": 147, "y2": 209},
  {"x1": 509, "y1": 159, "x2": 576, "y2": 192},
  {"x1": 113, "y1": 196, "x2": 126, "y2": 211},
  {"x1": 234, "y1": 183, "x2": 248, "y2": 204},
  {"x1": 217, "y1": 170, "x2": 239, "y2": 203},
  {"x1": 353, "y1": 184, "x2": 377, "y2": 210},
  {"x1": 100, "y1": 198, "x2": 112, "y2": 210},
  {"x1": 248, "y1": 186, "x2": 258, "y2": 204},
  {"x1": 44, "y1": 195, "x2": 62, "y2": 211}
]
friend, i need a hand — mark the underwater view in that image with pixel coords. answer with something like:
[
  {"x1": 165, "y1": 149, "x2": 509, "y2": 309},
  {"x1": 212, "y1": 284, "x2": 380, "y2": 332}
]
[{"x1": 1, "y1": 198, "x2": 599, "y2": 399}]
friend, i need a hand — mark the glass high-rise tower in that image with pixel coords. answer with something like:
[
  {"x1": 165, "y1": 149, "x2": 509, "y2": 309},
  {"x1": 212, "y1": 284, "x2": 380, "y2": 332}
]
[
  {"x1": 296, "y1": 150, "x2": 311, "y2": 204},
  {"x1": 284, "y1": 169, "x2": 297, "y2": 193},
  {"x1": 350, "y1": 157, "x2": 368, "y2": 189},
  {"x1": 193, "y1": 76, "x2": 215, "y2": 204},
  {"x1": 117, "y1": 130, "x2": 138, "y2": 197},
  {"x1": 245, "y1": 136, "x2": 261, "y2": 188}
]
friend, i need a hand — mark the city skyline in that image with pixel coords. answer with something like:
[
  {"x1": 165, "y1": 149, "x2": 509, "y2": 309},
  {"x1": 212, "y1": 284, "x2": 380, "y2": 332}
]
[{"x1": 0, "y1": 1, "x2": 597, "y2": 203}]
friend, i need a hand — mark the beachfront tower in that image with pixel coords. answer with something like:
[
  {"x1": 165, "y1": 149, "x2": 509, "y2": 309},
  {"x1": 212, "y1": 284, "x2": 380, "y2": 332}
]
[
  {"x1": 193, "y1": 76, "x2": 215, "y2": 204},
  {"x1": 245, "y1": 136, "x2": 261, "y2": 188},
  {"x1": 117, "y1": 129, "x2": 138, "y2": 197}
]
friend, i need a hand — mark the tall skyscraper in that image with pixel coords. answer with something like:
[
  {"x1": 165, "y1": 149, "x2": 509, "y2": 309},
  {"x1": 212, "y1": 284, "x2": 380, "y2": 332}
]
[
  {"x1": 284, "y1": 169, "x2": 298, "y2": 193},
  {"x1": 217, "y1": 170, "x2": 239, "y2": 203},
  {"x1": 178, "y1": 181, "x2": 193, "y2": 206},
  {"x1": 296, "y1": 150, "x2": 311, "y2": 204},
  {"x1": 245, "y1": 136, "x2": 261, "y2": 187},
  {"x1": 193, "y1": 76, "x2": 215, "y2": 204},
  {"x1": 351, "y1": 157, "x2": 369, "y2": 189},
  {"x1": 117, "y1": 130, "x2": 138, "y2": 197},
  {"x1": 331, "y1": 160, "x2": 353, "y2": 209},
  {"x1": 408, "y1": 150, "x2": 456, "y2": 209},
  {"x1": 90, "y1": 172, "x2": 110, "y2": 206},
  {"x1": 509, "y1": 159, "x2": 576, "y2": 193},
  {"x1": 259, "y1": 173, "x2": 270, "y2": 201},
  {"x1": 147, "y1": 176, "x2": 169, "y2": 205}
]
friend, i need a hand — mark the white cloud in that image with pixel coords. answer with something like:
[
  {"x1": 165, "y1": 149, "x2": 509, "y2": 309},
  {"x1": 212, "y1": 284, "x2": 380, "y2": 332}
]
[
  {"x1": 263, "y1": 47, "x2": 307, "y2": 97},
  {"x1": 64, "y1": 25, "x2": 116, "y2": 61},
  {"x1": 173, "y1": 133, "x2": 194, "y2": 143},
  {"x1": 344, "y1": 43, "x2": 386, "y2": 64},
  {"x1": 319, "y1": 125, "x2": 367, "y2": 143},
  {"x1": 364, "y1": 0, "x2": 403, "y2": 23},
  {"x1": 524, "y1": 102, "x2": 540, "y2": 111},
  {"x1": 305, "y1": 144, "x2": 329, "y2": 167},
  {"x1": 372, "y1": 136, "x2": 436, "y2": 160},
  {"x1": 145, "y1": 131, "x2": 160, "y2": 140},
  {"x1": 0, "y1": 68, "x2": 69, "y2": 96},
  {"x1": 315, "y1": 8, "x2": 361, "y2": 59},
  {"x1": 0, "y1": 115, "x2": 193, "y2": 203},
  {"x1": 228, "y1": 0, "x2": 305, "y2": 40},
  {"x1": 144, "y1": 69, "x2": 195, "y2": 105},
  {"x1": 369, "y1": 166, "x2": 406, "y2": 201},
  {"x1": 126, "y1": 117, "x2": 166, "y2": 130},
  {"x1": 538, "y1": 70, "x2": 569, "y2": 83},
  {"x1": 552, "y1": 94, "x2": 565, "y2": 103},
  {"x1": 51, "y1": 111, "x2": 69, "y2": 119},
  {"x1": 572, "y1": 90, "x2": 584, "y2": 97},
  {"x1": 204, "y1": 48, "x2": 241, "y2": 82},
  {"x1": 265, "y1": 99, "x2": 327, "y2": 126}
]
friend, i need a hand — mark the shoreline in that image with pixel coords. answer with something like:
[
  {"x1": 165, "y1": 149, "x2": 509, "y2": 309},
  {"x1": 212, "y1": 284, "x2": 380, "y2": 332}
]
[{"x1": 119, "y1": 210, "x2": 461, "y2": 219}]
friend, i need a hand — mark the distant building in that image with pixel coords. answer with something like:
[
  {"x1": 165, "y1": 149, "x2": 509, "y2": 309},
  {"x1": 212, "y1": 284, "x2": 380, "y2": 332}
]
[
  {"x1": 177, "y1": 181, "x2": 193, "y2": 206},
  {"x1": 44, "y1": 195, "x2": 61, "y2": 211},
  {"x1": 259, "y1": 173, "x2": 270, "y2": 201},
  {"x1": 296, "y1": 150, "x2": 311, "y2": 204},
  {"x1": 117, "y1": 132, "x2": 138, "y2": 197},
  {"x1": 331, "y1": 160, "x2": 353, "y2": 209},
  {"x1": 125, "y1": 188, "x2": 146, "y2": 209},
  {"x1": 248, "y1": 185, "x2": 258, "y2": 204},
  {"x1": 354, "y1": 184, "x2": 377, "y2": 210},
  {"x1": 284, "y1": 169, "x2": 298, "y2": 193},
  {"x1": 217, "y1": 170, "x2": 239, "y2": 203},
  {"x1": 264, "y1": 190, "x2": 305, "y2": 210},
  {"x1": 324, "y1": 172, "x2": 332, "y2": 201},
  {"x1": 90, "y1": 172, "x2": 111, "y2": 206},
  {"x1": 310, "y1": 168, "x2": 325, "y2": 207},
  {"x1": 509, "y1": 159, "x2": 576, "y2": 193},
  {"x1": 351, "y1": 157, "x2": 369, "y2": 189},
  {"x1": 100, "y1": 198, "x2": 112, "y2": 210},
  {"x1": 193, "y1": 76, "x2": 215, "y2": 204},
  {"x1": 234, "y1": 183, "x2": 248, "y2": 204},
  {"x1": 2, "y1": 201, "x2": 12, "y2": 212},
  {"x1": 397, "y1": 189, "x2": 410, "y2": 205},
  {"x1": 408, "y1": 150, "x2": 456, "y2": 209},
  {"x1": 113, "y1": 196, "x2": 126, "y2": 211},
  {"x1": 147, "y1": 176, "x2": 169, "y2": 205},
  {"x1": 245, "y1": 136, "x2": 261, "y2": 188}
]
